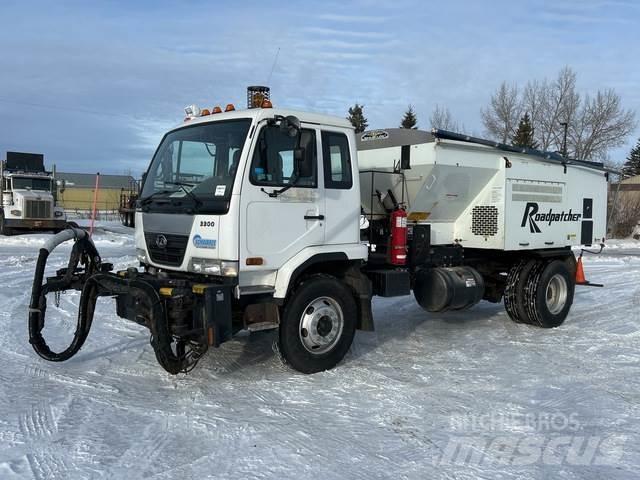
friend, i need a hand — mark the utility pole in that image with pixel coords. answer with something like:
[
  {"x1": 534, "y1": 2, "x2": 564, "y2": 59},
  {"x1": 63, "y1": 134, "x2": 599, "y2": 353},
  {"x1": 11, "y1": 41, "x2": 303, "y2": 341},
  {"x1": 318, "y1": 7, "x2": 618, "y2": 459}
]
[{"x1": 560, "y1": 122, "x2": 568, "y2": 157}]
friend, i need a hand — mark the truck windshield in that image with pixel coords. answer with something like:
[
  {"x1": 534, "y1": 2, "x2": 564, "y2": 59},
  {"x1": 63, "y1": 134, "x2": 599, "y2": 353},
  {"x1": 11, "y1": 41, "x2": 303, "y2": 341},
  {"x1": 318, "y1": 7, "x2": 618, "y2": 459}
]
[
  {"x1": 12, "y1": 177, "x2": 52, "y2": 191},
  {"x1": 141, "y1": 119, "x2": 252, "y2": 212}
]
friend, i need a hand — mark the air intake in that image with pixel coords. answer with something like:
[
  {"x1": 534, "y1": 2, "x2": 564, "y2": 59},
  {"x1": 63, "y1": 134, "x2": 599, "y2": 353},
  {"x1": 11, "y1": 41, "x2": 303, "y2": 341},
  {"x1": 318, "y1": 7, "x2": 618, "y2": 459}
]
[{"x1": 471, "y1": 206, "x2": 498, "y2": 237}]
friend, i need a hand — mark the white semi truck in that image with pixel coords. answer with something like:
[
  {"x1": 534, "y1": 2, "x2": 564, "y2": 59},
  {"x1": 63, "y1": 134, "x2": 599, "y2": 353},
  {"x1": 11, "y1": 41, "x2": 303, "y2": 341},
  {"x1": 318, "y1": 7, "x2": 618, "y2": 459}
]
[
  {"x1": 1, "y1": 152, "x2": 66, "y2": 235},
  {"x1": 29, "y1": 87, "x2": 609, "y2": 375}
]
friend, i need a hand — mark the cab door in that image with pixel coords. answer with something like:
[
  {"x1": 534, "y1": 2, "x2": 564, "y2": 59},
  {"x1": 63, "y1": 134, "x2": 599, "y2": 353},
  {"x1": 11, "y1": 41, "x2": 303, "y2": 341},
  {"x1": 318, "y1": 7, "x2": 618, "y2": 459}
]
[{"x1": 239, "y1": 123, "x2": 324, "y2": 279}]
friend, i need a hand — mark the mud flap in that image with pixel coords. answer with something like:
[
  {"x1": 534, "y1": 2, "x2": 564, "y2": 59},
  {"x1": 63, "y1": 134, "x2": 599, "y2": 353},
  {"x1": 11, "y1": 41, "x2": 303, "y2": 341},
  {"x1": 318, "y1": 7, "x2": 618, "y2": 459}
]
[
  {"x1": 343, "y1": 265, "x2": 375, "y2": 331},
  {"x1": 201, "y1": 285, "x2": 233, "y2": 347}
]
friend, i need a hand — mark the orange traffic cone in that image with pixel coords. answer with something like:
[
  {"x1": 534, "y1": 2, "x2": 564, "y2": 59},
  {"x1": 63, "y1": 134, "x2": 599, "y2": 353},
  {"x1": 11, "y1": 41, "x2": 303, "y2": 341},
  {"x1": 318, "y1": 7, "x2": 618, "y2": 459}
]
[{"x1": 575, "y1": 255, "x2": 587, "y2": 285}]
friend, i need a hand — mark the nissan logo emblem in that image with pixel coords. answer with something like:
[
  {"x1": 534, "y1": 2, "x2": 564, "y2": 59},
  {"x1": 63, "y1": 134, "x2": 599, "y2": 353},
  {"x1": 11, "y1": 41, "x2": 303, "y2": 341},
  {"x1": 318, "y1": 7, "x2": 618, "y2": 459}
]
[{"x1": 155, "y1": 234, "x2": 168, "y2": 249}]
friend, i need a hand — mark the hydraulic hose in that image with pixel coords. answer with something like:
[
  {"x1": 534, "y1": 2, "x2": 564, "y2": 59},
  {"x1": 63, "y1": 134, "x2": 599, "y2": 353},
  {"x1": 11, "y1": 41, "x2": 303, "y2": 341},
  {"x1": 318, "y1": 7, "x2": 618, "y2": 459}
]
[
  {"x1": 29, "y1": 228, "x2": 192, "y2": 374},
  {"x1": 77, "y1": 273, "x2": 187, "y2": 374},
  {"x1": 28, "y1": 228, "x2": 100, "y2": 362}
]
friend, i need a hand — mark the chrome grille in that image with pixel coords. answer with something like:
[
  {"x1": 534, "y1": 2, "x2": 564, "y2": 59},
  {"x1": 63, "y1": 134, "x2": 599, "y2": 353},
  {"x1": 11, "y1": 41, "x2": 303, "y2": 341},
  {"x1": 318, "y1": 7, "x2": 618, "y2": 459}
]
[
  {"x1": 144, "y1": 232, "x2": 188, "y2": 267},
  {"x1": 25, "y1": 200, "x2": 52, "y2": 219}
]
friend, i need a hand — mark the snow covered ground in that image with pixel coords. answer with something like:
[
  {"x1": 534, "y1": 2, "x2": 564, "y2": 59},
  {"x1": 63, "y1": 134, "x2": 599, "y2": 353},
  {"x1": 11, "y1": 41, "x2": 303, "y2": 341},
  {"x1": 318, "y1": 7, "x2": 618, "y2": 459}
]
[{"x1": 0, "y1": 225, "x2": 639, "y2": 479}]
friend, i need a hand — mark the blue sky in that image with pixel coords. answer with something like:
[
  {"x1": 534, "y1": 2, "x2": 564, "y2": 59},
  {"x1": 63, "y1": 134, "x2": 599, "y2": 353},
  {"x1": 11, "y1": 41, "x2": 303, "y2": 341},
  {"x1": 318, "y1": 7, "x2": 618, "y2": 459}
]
[{"x1": 0, "y1": 0, "x2": 638, "y2": 175}]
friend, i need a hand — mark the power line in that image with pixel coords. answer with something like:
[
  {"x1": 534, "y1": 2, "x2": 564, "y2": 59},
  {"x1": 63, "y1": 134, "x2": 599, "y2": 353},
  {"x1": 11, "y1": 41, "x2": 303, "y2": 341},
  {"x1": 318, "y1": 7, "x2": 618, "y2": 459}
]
[
  {"x1": 0, "y1": 97, "x2": 136, "y2": 119},
  {"x1": 266, "y1": 47, "x2": 281, "y2": 85},
  {"x1": 0, "y1": 97, "x2": 182, "y2": 124}
]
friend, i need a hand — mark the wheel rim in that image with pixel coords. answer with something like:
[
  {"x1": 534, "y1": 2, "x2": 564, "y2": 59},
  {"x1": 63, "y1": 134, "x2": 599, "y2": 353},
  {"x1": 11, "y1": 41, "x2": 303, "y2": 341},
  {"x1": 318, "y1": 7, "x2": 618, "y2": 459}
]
[
  {"x1": 545, "y1": 273, "x2": 568, "y2": 315},
  {"x1": 299, "y1": 296, "x2": 344, "y2": 355}
]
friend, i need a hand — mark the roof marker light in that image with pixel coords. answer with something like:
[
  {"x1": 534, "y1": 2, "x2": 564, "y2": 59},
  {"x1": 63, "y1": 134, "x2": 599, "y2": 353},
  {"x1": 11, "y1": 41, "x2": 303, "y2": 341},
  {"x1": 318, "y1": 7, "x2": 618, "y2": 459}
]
[
  {"x1": 184, "y1": 104, "x2": 200, "y2": 118},
  {"x1": 261, "y1": 99, "x2": 273, "y2": 108},
  {"x1": 225, "y1": 103, "x2": 235, "y2": 112},
  {"x1": 212, "y1": 106, "x2": 222, "y2": 114},
  {"x1": 201, "y1": 108, "x2": 211, "y2": 116}
]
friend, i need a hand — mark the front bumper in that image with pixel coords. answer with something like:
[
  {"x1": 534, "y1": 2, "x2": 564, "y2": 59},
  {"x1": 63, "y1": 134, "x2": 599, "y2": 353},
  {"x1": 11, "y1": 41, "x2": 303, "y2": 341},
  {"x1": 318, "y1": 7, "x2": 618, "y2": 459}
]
[
  {"x1": 5, "y1": 218, "x2": 67, "y2": 230},
  {"x1": 114, "y1": 269, "x2": 235, "y2": 347}
]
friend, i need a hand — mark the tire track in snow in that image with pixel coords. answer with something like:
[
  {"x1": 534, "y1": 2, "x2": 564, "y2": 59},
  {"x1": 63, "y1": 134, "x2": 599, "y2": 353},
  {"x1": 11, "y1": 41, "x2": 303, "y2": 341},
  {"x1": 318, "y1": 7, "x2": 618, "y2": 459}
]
[
  {"x1": 1, "y1": 402, "x2": 72, "y2": 480},
  {"x1": 23, "y1": 364, "x2": 120, "y2": 394},
  {"x1": 106, "y1": 422, "x2": 171, "y2": 477},
  {"x1": 18, "y1": 401, "x2": 57, "y2": 441},
  {"x1": 26, "y1": 451, "x2": 70, "y2": 480}
]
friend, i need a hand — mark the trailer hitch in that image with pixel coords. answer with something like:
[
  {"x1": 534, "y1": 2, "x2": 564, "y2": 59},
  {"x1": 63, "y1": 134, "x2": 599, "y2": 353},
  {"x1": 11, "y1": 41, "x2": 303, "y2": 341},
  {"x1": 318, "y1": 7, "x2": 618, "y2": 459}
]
[{"x1": 28, "y1": 228, "x2": 206, "y2": 374}]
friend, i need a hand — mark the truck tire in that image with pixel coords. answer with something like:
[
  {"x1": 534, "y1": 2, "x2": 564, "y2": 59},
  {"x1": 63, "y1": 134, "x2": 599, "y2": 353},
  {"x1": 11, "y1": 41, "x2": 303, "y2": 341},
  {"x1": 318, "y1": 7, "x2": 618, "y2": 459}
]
[
  {"x1": 504, "y1": 259, "x2": 537, "y2": 323},
  {"x1": 278, "y1": 275, "x2": 357, "y2": 374},
  {"x1": 0, "y1": 212, "x2": 13, "y2": 236},
  {"x1": 522, "y1": 260, "x2": 575, "y2": 328}
]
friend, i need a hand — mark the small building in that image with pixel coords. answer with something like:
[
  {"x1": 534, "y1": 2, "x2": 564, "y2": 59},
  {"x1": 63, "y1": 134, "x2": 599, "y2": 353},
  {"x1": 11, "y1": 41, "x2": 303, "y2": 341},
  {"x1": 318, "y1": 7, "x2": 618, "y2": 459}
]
[
  {"x1": 609, "y1": 174, "x2": 640, "y2": 238},
  {"x1": 56, "y1": 172, "x2": 136, "y2": 211},
  {"x1": 611, "y1": 174, "x2": 640, "y2": 203}
]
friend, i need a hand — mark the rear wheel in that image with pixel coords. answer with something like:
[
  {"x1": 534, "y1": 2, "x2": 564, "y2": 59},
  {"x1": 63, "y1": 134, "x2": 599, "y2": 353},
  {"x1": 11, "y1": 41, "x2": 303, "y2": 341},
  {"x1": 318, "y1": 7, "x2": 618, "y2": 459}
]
[
  {"x1": 524, "y1": 260, "x2": 574, "y2": 328},
  {"x1": 505, "y1": 258, "x2": 574, "y2": 327},
  {"x1": 504, "y1": 259, "x2": 536, "y2": 323},
  {"x1": 278, "y1": 276, "x2": 357, "y2": 374}
]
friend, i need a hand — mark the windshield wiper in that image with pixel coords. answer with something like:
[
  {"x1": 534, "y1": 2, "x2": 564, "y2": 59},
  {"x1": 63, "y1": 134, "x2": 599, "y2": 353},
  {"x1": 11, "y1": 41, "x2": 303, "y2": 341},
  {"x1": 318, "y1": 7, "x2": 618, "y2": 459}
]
[
  {"x1": 164, "y1": 181, "x2": 203, "y2": 208},
  {"x1": 140, "y1": 189, "x2": 173, "y2": 206}
]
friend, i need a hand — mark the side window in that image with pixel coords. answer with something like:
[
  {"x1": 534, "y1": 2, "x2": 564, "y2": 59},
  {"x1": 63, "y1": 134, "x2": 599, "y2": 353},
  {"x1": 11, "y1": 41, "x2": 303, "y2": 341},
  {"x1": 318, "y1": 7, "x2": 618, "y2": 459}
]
[
  {"x1": 322, "y1": 131, "x2": 352, "y2": 189},
  {"x1": 250, "y1": 126, "x2": 317, "y2": 187}
]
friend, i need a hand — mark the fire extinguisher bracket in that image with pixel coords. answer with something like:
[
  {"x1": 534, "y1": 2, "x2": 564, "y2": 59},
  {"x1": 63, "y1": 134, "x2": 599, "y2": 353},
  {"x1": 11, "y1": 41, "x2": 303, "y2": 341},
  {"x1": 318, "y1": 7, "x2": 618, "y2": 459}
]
[{"x1": 388, "y1": 207, "x2": 408, "y2": 266}]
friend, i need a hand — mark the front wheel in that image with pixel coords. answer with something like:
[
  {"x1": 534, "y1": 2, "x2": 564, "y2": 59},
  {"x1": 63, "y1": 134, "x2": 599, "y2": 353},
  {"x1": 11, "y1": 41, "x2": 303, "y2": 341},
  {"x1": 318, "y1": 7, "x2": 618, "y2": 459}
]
[
  {"x1": 0, "y1": 212, "x2": 13, "y2": 236},
  {"x1": 278, "y1": 276, "x2": 357, "y2": 374}
]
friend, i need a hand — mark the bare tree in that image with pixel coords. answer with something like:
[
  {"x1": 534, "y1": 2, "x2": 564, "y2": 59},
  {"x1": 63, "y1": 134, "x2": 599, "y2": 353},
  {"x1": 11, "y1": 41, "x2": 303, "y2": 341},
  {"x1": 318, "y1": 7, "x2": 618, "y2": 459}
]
[
  {"x1": 533, "y1": 67, "x2": 580, "y2": 152},
  {"x1": 430, "y1": 105, "x2": 459, "y2": 132},
  {"x1": 570, "y1": 90, "x2": 636, "y2": 161},
  {"x1": 481, "y1": 82, "x2": 521, "y2": 143},
  {"x1": 482, "y1": 67, "x2": 636, "y2": 162}
]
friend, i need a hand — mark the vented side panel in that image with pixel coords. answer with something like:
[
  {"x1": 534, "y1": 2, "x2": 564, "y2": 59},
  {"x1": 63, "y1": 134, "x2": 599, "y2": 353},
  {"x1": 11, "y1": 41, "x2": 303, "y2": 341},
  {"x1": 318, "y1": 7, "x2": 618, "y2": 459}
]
[{"x1": 471, "y1": 205, "x2": 498, "y2": 237}]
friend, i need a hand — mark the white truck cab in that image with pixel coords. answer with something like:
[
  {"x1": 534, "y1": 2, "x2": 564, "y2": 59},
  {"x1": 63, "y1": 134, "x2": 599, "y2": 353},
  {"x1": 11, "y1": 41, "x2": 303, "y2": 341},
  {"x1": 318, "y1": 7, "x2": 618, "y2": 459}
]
[
  {"x1": 136, "y1": 106, "x2": 367, "y2": 300},
  {"x1": 1, "y1": 152, "x2": 66, "y2": 235}
]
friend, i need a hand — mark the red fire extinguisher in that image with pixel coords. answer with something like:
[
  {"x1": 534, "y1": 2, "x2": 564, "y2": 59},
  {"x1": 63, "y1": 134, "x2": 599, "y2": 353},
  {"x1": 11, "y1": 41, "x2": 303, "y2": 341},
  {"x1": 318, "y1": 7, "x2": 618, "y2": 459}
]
[{"x1": 388, "y1": 207, "x2": 408, "y2": 265}]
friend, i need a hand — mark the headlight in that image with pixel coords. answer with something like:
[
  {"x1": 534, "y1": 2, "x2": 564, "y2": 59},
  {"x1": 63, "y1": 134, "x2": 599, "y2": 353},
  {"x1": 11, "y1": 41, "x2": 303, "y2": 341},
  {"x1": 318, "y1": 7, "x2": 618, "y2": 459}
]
[
  {"x1": 136, "y1": 248, "x2": 147, "y2": 263},
  {"x1": 54, "y1": 210, "x2": 64, "y2": 217},
  {"x1": 188, "y1": 258, "x2": 238, "y2": 277},
  {"x1": 10, "y1": 209, "x2": 21, "y2": 216}
]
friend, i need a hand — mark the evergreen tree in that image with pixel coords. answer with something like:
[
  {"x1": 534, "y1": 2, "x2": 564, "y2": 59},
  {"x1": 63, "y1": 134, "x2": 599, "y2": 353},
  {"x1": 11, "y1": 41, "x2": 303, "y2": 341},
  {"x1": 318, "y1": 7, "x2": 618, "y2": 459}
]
[
  {"x1": 511, "y1": 112, "x2": 538, "y2": 149},
  {"x1": 347, "y1": 104, "x2": 368, "y2": 134},
  {"x1": 622, "y1": 137, "x2": 640, "y2": 178},
  {"x1": 400, "y1": 105, "x2": 418, "y2": 129}
]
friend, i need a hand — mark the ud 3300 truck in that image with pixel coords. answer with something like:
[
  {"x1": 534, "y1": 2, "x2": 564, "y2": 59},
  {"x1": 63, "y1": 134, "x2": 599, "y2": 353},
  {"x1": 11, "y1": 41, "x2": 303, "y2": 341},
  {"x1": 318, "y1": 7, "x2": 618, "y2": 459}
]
[{"x1": 28, "y1": 87, "x2": 609, "y2": 375}]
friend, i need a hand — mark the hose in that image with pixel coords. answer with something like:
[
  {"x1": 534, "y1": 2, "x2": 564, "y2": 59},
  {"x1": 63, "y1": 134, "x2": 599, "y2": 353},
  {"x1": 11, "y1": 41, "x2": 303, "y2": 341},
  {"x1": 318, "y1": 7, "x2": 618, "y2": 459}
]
[
  {"x1": 28, "y1": 228, "x2": 191, "y2": 374},
  {"x1": 28, "y1": 228, "x2": 100, "y2": 362},
  {"x1": 78, "y1": 273, "x2": 187, "y2": 374}
]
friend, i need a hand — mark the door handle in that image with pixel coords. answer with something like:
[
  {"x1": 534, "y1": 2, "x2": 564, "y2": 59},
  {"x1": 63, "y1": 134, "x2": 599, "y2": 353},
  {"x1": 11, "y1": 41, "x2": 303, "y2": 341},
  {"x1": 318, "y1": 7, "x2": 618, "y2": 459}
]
[{"x1": 304, "y1": 214, "x2": 325, "y2": 220}]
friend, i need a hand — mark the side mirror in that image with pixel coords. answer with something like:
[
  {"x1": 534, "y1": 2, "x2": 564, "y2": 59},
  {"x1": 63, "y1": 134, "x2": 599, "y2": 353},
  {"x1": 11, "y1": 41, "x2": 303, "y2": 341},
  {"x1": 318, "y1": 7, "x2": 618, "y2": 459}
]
[
  {"x1": 282, "y1": 115, "x2": 301, "y2": 138},
  {"x1": 401, "y1": 145, "x2": 411, "y2": 170},
  {"x1": 294, "y1": 147, "x2": 313, "y2": 178}
]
